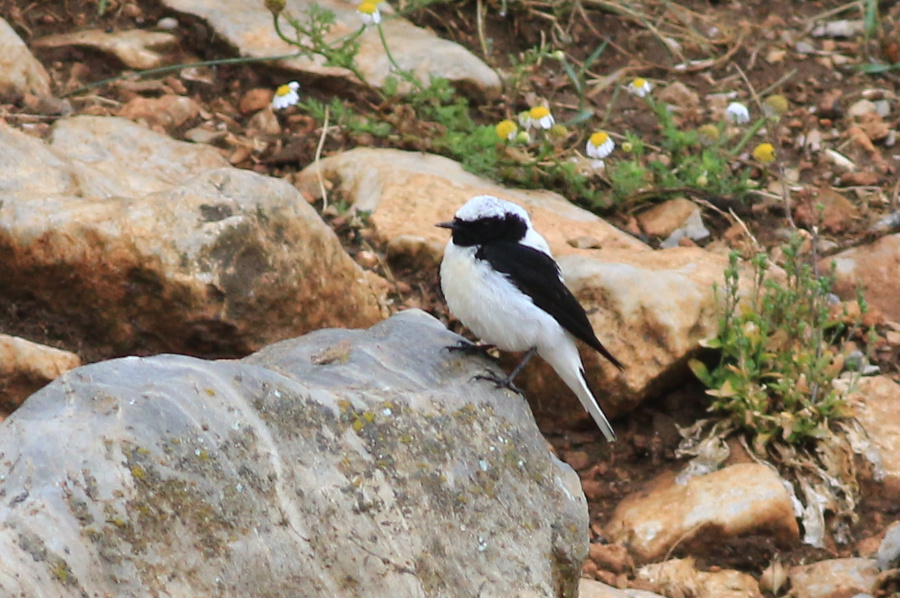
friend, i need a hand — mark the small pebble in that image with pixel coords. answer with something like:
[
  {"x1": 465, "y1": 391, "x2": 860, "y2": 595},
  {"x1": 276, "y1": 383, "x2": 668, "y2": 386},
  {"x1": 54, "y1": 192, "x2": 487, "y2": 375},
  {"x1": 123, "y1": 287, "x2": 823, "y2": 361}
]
[{"x1": 157, "y1": 16, "x2": 179, "y2": 30}]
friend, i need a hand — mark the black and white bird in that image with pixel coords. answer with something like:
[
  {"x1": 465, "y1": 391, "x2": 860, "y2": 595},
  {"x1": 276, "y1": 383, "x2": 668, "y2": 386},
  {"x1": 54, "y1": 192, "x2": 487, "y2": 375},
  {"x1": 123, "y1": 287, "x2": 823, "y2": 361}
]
[{"x1": 438, "y1": 194, "x2": 624, "y2": 442}]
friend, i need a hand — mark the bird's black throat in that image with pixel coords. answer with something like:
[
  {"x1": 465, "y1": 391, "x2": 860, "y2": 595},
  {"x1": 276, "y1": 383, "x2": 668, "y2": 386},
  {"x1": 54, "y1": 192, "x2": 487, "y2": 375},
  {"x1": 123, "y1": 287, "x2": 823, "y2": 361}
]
[{"x1": 447, "y1": 214, "x2": 527, "y2": 247}]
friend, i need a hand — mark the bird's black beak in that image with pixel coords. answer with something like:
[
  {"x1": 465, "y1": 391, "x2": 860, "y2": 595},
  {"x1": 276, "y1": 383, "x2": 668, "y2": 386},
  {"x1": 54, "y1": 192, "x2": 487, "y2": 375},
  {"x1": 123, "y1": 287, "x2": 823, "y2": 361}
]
[{"x1": 436, "y1": 221, "x2": 455, "y2": 230}]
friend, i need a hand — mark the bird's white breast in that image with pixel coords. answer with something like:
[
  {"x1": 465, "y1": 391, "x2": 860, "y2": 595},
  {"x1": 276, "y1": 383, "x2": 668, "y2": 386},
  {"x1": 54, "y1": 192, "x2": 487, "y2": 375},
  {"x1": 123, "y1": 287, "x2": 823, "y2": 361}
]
[{"x1": 440, "y1": 241, "x2": 561, "y2": 352}]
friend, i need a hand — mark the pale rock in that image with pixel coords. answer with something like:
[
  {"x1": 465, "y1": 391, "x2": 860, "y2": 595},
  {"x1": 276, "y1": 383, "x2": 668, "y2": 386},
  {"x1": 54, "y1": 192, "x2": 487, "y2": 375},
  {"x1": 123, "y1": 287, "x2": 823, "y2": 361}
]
[
  {"x1": 795, "y1": 40, "x2": 815, "y2": 54},
  {"x1": 830, "y1": 234, "x2": 900, "y2": 321},
  {"x1": 542, "y1": 248, "x2": 731, "y2": 421},
  {"x1": 298, "y1": 147, "x2": 733, "y2": 421},
  {"x1": 118, "y1": 94, "x2": 201, "y2": 130},
  {"x1": 298, "y1": 147, "x2": 647, "y2": 261},
  {"x1": 657, "y1": 81, "x2": 700, "y2": 112},
  {"x1": 876, "y1": 521, "x2": 900, "y2": 571},
  {"x1": 160, "y1": 0, "x2": 500, "y2": 95},
  {"x1": 579, "y1": 578, "x2": 665, "y2": 598},
  {"x1": 184, "y1": 124, "x2": 228, "y2": 145},
  {"x1": 659, "y1": 208, "x2": 709, "y2": 248},
  {"x1": 0, "y1": 17, "x2": 51, "y2": 97},
  {"x1": 246, "y1": 106, "x2": 281, "y2": 136},
  {"x1": 48, "y1": 115, "x2": 227, "y2": 199},
  {"x1": 811, "y1": 20, "x2": 866, "y2": 38},
  {"x1": 636, "y1": 558, "x2": 762, "y2": 598},
  {"x1": 787, "y1": 558, "x2": 878, "y2": 598},
  {"x1": 239, "y1": 88, "x2": 274, "y2": 114},
  {"x1": 32, "y1": 29, "x2": 177, "y2": 70},
  {"x1": 605, "y1": 463, "x2": 799, "y2": 562},
  {"x1": 848, "y1": 99, "x2": 878, "y2": 118},
  {"x1": 0, "y1": 116, "x2": 385, "y2": 355},
  {"x1": 636, "y1": 198, "x2": 709, "y2": 247},
  {"x1": 0, "y1": 310, "x2": 587, "y2": 597},
  {"x1": 848, "y1": 376, "x2": 900, "y2": 497},
  {"x1": 0, "y1": 335, "x2": 81, "y2": 412},
  {"x1": 156, "y1": 16, "x2": 179, "y2": 30}
]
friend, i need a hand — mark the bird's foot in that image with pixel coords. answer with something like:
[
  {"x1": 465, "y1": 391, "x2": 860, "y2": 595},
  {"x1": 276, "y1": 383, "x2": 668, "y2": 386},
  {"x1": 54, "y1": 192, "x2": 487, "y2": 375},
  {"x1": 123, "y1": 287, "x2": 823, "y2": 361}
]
[
  {"x1": 471, "y1": 370, "x2": 523, "y2": 395},
  {"x1": 444, "y1": 340, "x2": 497, "y2": 358}
]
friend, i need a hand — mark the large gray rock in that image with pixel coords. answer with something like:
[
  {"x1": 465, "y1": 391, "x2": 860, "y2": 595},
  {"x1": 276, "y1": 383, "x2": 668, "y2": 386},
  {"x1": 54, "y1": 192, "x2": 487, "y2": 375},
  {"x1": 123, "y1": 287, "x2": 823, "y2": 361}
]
[
  {"x1": 0, "y1": 116, "x2": 386, "y2": 355},
  {"x1": 0, "y1": 310, "x2": 588, "y2": 597}
]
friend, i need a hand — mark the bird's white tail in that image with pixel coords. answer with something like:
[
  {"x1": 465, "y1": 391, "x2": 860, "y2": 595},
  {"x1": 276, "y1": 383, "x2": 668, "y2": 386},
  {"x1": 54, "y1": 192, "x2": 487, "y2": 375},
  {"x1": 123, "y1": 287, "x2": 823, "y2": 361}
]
[{"x1": 540, "y1": 338, "x2": 617, "y2": 442}]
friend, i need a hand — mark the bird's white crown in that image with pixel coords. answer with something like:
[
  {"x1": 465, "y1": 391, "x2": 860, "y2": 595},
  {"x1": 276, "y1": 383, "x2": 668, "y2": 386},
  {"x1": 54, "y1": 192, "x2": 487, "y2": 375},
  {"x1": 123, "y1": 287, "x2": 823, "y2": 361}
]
[{"x1": 454, "y1": 195, "x2": 531, "y2": 224}]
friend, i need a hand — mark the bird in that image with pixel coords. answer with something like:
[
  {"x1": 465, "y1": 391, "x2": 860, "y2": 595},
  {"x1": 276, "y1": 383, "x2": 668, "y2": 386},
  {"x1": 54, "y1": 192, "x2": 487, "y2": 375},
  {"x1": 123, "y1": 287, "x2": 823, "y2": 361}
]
[{"x1": 437, "y1": 194, "x2": 624, "y2": 442}]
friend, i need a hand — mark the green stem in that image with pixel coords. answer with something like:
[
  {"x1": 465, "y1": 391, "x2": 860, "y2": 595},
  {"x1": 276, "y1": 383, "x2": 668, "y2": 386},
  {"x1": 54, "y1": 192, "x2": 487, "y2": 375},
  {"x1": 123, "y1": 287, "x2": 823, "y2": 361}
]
[
  {"x1": 374, "y1": 21, "x2": 422, "y2": 91},
  {"x1": 729, "y1": 117, "x2": 767, "y2": 156},
  {"x1": 273, "y1": 12, "x2": 376, "y2": 96},
  {"x1": 63, "y1": 53, "x2": 304, "y2": 97}
]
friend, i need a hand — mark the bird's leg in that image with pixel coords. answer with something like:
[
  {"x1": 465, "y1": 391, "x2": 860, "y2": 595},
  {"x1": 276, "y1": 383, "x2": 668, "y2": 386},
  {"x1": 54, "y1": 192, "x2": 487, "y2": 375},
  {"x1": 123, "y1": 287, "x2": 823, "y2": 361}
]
[
  {"x1": 444, "y1": 339, "x2": 497, "y2": 358},
  {"x1": 473, "y1": 347, "x2": 537, "y2": 395}
]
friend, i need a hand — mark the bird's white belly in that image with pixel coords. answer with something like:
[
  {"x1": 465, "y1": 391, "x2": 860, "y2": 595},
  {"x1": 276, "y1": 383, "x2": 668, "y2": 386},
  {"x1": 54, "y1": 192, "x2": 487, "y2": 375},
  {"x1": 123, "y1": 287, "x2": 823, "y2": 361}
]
[{"x1": 440, "y1": 243, "x2": 560, "y2": 352}]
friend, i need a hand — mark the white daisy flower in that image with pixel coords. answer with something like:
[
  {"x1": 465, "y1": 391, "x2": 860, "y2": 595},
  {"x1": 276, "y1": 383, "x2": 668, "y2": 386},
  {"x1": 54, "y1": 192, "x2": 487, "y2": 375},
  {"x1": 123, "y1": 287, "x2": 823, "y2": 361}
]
[
  {"x1": 725, "y1": 102, "x2": 750, "y2": 124},
  {"x1": 586, "y1": 131, "x2": 615, "y2": 159},
  {"x1": 271, "y1": 81, "x2": 300, "y2": 110},
  {"x1": 626, "y1": 78, "x2": 653, "y2": 98},
  {"x1": 357, "y1": 1, "x2": 381, "y2": 25},
  {"x1": 526, "y1": 106, "x2": 554, "y2": 130}
]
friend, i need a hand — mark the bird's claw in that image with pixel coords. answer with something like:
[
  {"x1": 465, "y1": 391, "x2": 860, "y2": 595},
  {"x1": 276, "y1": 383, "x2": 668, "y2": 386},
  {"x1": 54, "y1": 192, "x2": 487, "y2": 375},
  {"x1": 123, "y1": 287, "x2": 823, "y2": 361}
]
[
  {"x1": 444, "y1": 340, "x2": 497, "y2": 358},
  {"x1": 471, "y1": 370, "x2": 524, "y2": 395}
]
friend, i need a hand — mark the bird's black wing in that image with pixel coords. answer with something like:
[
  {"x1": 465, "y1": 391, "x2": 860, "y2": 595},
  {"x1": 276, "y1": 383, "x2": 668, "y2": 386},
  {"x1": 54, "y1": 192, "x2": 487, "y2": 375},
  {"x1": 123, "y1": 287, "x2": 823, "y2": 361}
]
[{"x1": 477, "y1": 242, "x2": 624, "y2": 370}]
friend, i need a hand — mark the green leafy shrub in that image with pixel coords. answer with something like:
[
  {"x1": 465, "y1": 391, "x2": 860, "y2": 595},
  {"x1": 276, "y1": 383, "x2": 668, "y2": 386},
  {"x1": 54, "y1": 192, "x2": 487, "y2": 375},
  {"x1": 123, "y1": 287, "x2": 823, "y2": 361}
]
[{"x1": 690, "y1": 236, "x2": 862, "y2": 455}]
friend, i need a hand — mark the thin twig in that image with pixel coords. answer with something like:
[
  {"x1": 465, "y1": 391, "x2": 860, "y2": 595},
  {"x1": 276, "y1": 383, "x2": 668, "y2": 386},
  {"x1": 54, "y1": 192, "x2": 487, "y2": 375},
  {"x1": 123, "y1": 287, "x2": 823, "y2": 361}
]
[
  {"x1": 315, "y1": 105, "x2": 330, "y2": 211},
  {"x1": 729, "y1": 207, "x2": 762, "y2": 252},
  {"x1": 475, "y1": 0, "x2": 490, "y2": 59},
  {"x1": 759, "y1": 69, "x2": 798, "y2": 97},
  {"x1": 778, "y1": 161, "x2": 796, "y2": 229}
]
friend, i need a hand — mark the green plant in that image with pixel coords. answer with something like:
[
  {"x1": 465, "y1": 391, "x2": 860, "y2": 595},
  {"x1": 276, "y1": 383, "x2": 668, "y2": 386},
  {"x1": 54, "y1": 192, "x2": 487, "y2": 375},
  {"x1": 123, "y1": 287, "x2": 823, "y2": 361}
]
[
  {"x1": 603, "y1": 95, "x2": 755, "y2": 203},
  {"x1": 690, "y1": 237, "x2": 860, "y2": 454},
  {"x1": 683, "y1": 235, "x2": 880, "y2": 544},
  {"x1": 271, "y1": 4, "x2": 369, "y2": 88}
]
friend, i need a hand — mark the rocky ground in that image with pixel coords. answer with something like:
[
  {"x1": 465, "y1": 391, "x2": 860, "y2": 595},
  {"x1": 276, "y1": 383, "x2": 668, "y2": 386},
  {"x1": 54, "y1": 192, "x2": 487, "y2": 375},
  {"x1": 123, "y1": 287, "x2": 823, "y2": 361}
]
[{"x1": 1, "y1": 0, "x2": 900, "y2": 596}]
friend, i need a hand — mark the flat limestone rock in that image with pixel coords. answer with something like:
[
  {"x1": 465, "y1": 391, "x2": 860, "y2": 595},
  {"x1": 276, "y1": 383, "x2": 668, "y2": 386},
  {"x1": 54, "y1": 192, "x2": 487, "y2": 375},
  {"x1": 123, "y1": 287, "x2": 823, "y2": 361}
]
[
  {"x1": 787, "y1": 557, "x2": 878, "y2": 598},
  {"x1": 0, "y1": 310, "x2": 588, "y2": 597},
  {"x1": 299, "y1": 147, "x2": 733, "y2": 423},
  {"x1": 849, "y1": 375, "x2": 900, "y2": 498},
  {"x1": 0, "y1": 116, "x2": 385, "y2": 355},
  {"x1": 605, "y1": 463, "x2": 799, "y2": 562},
  {"x1": 0, "y1": 17, "x2": 51, "y2": 97},
  {"x1": 32, "y1": 29, "x2": 177, "y2": 70},
  {"x1": 161, "y1": 0, "x2": 501, "y2": 95}
]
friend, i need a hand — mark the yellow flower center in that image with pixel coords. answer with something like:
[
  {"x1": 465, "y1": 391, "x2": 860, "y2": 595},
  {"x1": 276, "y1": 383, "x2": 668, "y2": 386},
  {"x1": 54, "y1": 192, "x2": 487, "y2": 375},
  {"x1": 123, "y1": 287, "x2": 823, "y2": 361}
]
[
  {"x1": 276, "y1": 84, "x2": 293, "y2": 97},
  {"x1": 763, "y1": 94, "x2": 789, "y2": 117},
  {"x1": 358, "y1": 2, "x2": 378, "y2": 15},
  {"x1": 529, "y1": 106, "x2": 550, "y2": 119},
  {"x1": 632, "y1": 78, "x2": 647, "y2": 89},
  {"x1": 752, "y1": 143, "x2": 776, "y2": 164},
  {"x1": 589, "y1": 131, "x2": 609, "y2": 147},
  {"x1": 496, "y1": 120, "x2": 517, "y2": 140},
  {"x1": 697, "y1": 124, "x2": 720, "y2": 142}
]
